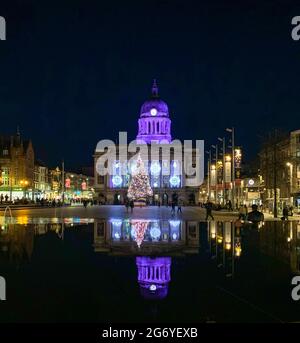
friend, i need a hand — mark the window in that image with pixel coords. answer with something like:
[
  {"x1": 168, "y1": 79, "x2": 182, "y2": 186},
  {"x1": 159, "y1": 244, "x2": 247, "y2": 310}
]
[
  {"x1": 1, "y1": 167, "x2": 10, "y2": 186},
  {"x1": 2, "y1": 149, "x2": 8, "y2": 156}
]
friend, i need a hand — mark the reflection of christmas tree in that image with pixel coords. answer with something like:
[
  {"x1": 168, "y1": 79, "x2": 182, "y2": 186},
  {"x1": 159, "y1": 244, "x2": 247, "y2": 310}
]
[
  {"x1": 131, "y1": 220, "x2": 149, "y2": 248},
  {"x1": 127, "y1": 154, "x2": 153, "y2": 202}
]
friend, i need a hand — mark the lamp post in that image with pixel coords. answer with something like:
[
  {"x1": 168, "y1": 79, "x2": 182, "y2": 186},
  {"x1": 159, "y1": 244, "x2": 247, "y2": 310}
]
[
  {"x1": 286, "y1": 162, "x2": 293, "y2": 206},
  {"x1": 218, "y1": 137, "x2": 226, "y2": 206},
  {"x1": 226, "y1": 128, "x2": 235, "y2": 208},
  {"x1": 205, "y1": 150, "x2": 211, "y2": 201},
  {"x1": 61, "y1": 160, "x2": 65, "y2": 204},
  {"x1": 211, "y1": 144, "x2": 218, "y2": 203}
]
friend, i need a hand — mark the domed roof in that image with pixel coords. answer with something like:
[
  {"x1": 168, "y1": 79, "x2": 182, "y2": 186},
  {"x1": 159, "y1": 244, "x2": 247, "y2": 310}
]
[{"x1": 140, "y1": 80, "x2": 169, "y2": 116}]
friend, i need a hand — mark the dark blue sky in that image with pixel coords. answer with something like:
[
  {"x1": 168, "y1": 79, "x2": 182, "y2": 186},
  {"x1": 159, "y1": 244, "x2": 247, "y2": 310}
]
[{"x1": 0, "y1": 0, "x2": 300, "y2": 168}]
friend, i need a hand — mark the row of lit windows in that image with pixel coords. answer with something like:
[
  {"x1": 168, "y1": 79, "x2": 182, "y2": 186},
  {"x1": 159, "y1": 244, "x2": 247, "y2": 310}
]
[{"x1": 110, "y1": 160, "x2": 181, "y2": 188}]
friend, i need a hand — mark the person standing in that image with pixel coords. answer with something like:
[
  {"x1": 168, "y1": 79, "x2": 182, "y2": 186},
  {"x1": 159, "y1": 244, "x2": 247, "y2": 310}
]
[
  {"x1": 205, "y1": 201, "x2": 214, "y2": 220},
  {"x1": 177, "y1": 200, "x2": 182, "y2": 214},
  {"x1": 282, "y1": 206, "x2": 289, "y2": 220},
  {"x1": 125, "y1": 199, "x2": 129, "y2": 213},
  {"x1": 247, "y1": 204, "x2": 264, "y2": 223},
  {"x1": 130, "y1": 200, "x2": 134, "y2": 213}
]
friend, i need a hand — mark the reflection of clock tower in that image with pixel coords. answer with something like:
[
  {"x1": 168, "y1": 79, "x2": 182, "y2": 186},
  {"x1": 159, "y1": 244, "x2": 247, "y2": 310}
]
[{"x1": 136, "y1": 80, "x2": 172, "y2": 144}]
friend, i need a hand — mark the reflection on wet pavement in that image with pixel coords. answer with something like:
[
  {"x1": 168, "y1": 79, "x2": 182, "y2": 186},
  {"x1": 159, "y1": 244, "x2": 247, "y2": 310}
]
[{"x1": 0, "y1": 219, "x2": 299, "y2": 322}]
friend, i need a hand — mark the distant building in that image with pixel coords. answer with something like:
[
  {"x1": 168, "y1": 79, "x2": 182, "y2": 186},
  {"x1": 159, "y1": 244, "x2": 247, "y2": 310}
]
[
  {"x1": 259, "y1": 130, "x2": 300, "y2": 213},
  {"x1": 48, "y1": 167, "x2": 62, "y2": 198},
  {"x1": 0, "y1": 130, "x2": 34, "y2": 200},
  {"x1": 34, "y1": 160, "x2": 50, "y2": 199}
]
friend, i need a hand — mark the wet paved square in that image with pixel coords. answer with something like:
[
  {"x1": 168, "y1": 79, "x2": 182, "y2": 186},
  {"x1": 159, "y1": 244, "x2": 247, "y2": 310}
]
[{"x1": 0, "y1": 212, "x2": 299, "y2": 323}]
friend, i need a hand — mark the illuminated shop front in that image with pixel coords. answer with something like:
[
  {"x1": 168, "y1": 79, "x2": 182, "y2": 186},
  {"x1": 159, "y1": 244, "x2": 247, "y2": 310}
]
[{"x1": 63, "y1": 173, "x2": 95, "y2": 200}]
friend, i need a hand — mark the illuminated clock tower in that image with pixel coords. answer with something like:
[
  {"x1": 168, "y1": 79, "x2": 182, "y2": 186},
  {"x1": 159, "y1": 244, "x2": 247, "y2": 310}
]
[{"x1": 136, "y1": 80, "x2": 172, "y2": 144}]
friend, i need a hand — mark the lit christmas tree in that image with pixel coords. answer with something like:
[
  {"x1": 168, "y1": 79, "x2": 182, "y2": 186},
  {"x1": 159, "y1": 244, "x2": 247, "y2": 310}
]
[
  {"x1": 131, "y1": 220, "x2": 149, "y2": 248},
  {"x1": 127, "y1": 154, "x2": 153, "y2": 204}
]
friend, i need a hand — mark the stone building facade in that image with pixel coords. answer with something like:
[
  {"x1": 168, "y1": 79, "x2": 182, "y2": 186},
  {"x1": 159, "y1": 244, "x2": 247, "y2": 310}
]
[
  {"x1": 93, "y1": 81, "x2": 201, "y2": 205},
  {"x1": 259, "y1": 129, "x2": 300, "y2": 212},
  {"x1": 0, "y1": 131, "x2": 34, "y2": 200}
]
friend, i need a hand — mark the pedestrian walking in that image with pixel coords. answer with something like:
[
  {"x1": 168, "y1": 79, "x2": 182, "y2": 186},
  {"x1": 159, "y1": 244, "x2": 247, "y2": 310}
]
[{"x1": 205, "y1": 201, "x2": 214, "y2": 220}]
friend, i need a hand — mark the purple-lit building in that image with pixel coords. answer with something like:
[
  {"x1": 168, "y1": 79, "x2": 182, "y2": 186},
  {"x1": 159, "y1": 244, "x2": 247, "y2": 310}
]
[
  {"x1": 136, "y1": 257, "x2": 171, "y2": 300},
  {"x1": 136, "y1": 80, "x2": 172, "y2": 144},
  {"x1": 94, "y1": 219, "x2": 200, "y2": 300},
  {"x1": 94, "y1": 80, "x2": 200, "y2": 205}
]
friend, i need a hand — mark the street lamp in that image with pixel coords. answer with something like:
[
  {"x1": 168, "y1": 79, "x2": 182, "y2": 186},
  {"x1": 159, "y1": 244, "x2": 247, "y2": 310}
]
[
  {"x1": 286, "y1": 162, "x2": 293, "y2": 206},
  {"x1": 226, "y1": 127, "x2": 235, "y2": 207},
  {"x1": 218, "y1": 137, "x2": 226, "y2": 205},
  {"x1": 205, "y1": 150, "x2": 211, "y2": 201},
  {"x1": 210, "y1": 164, "x2": 216, "y2": 202},
  {"x1": 211, "y1": 144, "x2": 219, "y2": 202}
]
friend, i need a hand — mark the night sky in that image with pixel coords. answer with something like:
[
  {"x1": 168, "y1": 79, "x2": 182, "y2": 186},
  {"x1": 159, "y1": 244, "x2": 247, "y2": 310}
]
[{"x1": 0, "y1": 0, "x2": 300, "y2": 169}]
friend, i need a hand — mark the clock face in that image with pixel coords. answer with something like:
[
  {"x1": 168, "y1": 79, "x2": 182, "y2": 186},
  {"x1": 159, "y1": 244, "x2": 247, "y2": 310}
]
[{"x1": 150, "y1": 108, "x2": 157, "y2": 116}]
